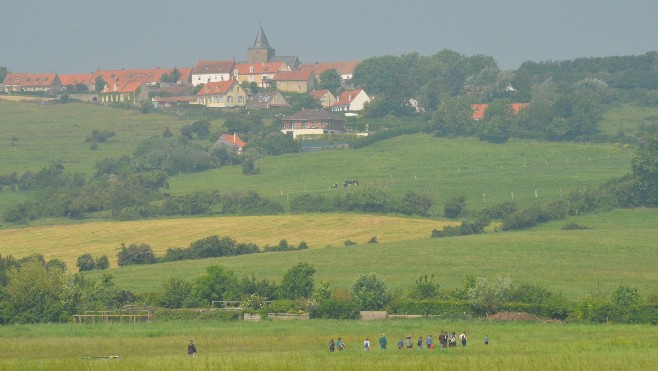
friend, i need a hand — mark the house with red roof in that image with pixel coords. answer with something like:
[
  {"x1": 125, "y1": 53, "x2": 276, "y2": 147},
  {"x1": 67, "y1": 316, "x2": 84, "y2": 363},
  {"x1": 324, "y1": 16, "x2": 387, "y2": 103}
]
[
  {"x1": 98, "y1": 80, "x2": 149, "y2": 105},
  {"x1": 59, "y1": 73, "x2": 94, "y2": 91},
  {"x1": 2, "y1": 73, "x2": 62, "y2": 95},
  {"x1": 298, "y1": 61, "x2": 361, "y2": 85},
  {"x1": 215, "y1": 133, "x2": 246, "y2": 154},
  {"x1": 310, "y1": 89, "x2": 336, "y2": 108},
  {"x1": 471, "y1": 103, "x2": 528, "y2": 120},
  {"x1": 272, "y1": 70, "x2": 315, "y2": 93},
  {"x1": 192, "y1": 80, "x2": 246, "y2": 108},
  {"x1": 191, "y1": 60, "x2": 235, "y2": 86},
  {"x1": 233, "y1": 62, "x2": 289, "y2": 88},
  {"x1": 93, "y1": 67, "x2": 191, "y2": 91},
  {"x1": 331, "y1": 89, "x2": 370, "y2": 112}
]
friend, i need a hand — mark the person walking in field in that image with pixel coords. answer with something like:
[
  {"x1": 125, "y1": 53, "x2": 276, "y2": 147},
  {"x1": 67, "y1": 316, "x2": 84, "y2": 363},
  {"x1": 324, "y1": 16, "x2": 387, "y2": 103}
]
[
  {"x1": 459, "y1": 332, "x2": 467, "y2": 347},
  {"x1": 439, "y1": 332, "x2": 447, "y2": 348},
  {"x1": 337, "y1": 337, "x2": 345, "y2": 351},
  {"x1": 405, "y1": 336, "x2": 413, "y2": 350},
  {"x1": 426, "y1": 334, "x2": 433, "y2": 349},
  {"x1": 397, "y1": 338, "x2": 404, "y2": 350},
  {"x1": 484, "y1": 335, "x2": 489, "y2": 345},
  {"x1": 379, "y1": 334, "x2": 387, "y2": 350},
  {"x1": 417, "y1": 336, "x2": 423, "y2": 350},
  {"x1": 364, "y1": 337, "x2": 371, "y2": 351},
  {"x1": 187, "y1": 340, "x2": 197, "y2": 357},
  {"x1": 329, "y1": 338, "x2": 335, "y2": 352}
]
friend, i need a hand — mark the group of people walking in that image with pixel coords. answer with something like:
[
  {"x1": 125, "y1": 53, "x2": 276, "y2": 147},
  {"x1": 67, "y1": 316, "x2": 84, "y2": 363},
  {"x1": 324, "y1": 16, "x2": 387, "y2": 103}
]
[{"x1": 329, "y1": 331, "x2": 480, "y2": 352}]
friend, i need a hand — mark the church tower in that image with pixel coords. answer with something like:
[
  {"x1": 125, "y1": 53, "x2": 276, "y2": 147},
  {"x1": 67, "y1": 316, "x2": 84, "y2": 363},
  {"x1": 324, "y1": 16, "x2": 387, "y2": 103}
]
[{"x1": 247, "y1": 26, "x2": 275, "y2": 64}]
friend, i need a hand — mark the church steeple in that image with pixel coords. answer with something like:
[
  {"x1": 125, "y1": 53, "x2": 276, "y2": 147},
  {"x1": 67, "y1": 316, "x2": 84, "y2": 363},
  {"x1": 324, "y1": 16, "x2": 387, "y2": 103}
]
[{"x1": 248, "y1": 25, "x2": 275, "y2": 64}]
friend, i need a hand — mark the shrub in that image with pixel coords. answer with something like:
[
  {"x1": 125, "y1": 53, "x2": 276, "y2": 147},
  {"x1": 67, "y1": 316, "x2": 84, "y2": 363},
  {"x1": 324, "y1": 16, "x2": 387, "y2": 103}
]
[
  {"x1": 561, "y1": 223, "x2": 593, "y2": 230},
  {"x1": 76, "y1": 253, "x2": 95, "y2": 272},
  {"x1": 344, "y1": 240, "x2": 357, "y2": 246},
  {"x1": 351, "y1": 273, "x2": 388, "y2": 310},
  {"x1": 117, "y1": 243, "x2": 156, "y2": 266},
  {"x1": 95, "y1": 255, "x2": 109, "y2": 270},
  {"x1": 444, "y1": 193, "x2": 466, "y2": 218}
]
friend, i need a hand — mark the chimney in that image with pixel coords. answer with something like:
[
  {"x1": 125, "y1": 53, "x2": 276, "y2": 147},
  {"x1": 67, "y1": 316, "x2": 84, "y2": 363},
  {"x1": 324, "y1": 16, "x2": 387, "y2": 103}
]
[{"x1": 233, "y1": 133, "x2": 236, "y2": 143}]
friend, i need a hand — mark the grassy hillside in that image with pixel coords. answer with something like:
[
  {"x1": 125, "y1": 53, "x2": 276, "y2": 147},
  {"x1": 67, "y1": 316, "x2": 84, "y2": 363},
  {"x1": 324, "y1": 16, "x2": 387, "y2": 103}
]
[
  {"x1": 169, "y1": 134, "x2": 632, "y2": 212},
  {"x1": 0, "y1": 214, "x2": 451, "y2": 268},
  {"x1": 0, "y1": 100, "x2": 189, "y2": 174},
  {"x1": 599, "y1": 104, "x2": 658, "y2": 137},
  {"x1": 78, "y1": 209, "x2": 658, "y2": 300}
]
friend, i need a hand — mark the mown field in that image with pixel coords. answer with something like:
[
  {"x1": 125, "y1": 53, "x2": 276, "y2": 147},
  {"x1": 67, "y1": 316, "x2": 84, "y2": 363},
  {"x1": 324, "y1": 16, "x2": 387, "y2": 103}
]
[
  {"x1": 0, "y1": 319, "x2": 656, "y2": 370},
  {"x1": 72, "y1": 209, "x2": 658, "y2": 300},
  {"x1": 599, "y1": 104, "x2": 658, "y2": 137},
  {"x1": 0, "y1": 214, "x2": 450, "y2": 269}
]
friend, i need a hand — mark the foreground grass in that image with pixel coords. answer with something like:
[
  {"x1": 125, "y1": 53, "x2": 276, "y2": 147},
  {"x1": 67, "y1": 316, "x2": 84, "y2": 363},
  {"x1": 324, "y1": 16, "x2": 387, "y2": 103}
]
[
  {"x1": 82, "y1": 209, "x2": 658, "y2": 299},
  {"x1": 0, "y1": 214, "x2": 451, "y2": 268},
  {"x1": 0, "y1": 319, "x2": 655, "y2": 370}
]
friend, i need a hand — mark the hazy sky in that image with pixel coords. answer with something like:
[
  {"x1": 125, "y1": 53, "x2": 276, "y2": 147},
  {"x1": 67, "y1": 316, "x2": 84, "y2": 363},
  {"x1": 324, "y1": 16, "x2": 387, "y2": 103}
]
[{"x1": 2, "y1": 0, "x2": 656, "y2": 74}]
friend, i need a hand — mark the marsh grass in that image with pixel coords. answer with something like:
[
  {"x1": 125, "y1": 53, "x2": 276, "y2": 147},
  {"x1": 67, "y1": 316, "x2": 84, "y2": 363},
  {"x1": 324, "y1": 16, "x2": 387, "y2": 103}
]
[{"x1": 0, "y1": 319, "x2": 655, "y2": 370}]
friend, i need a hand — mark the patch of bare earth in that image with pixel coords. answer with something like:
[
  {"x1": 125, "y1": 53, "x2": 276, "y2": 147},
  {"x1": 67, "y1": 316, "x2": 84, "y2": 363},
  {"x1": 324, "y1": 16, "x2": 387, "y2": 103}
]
[{"x1": 488, "y1": 312, "x2": 562, "y2": 323}]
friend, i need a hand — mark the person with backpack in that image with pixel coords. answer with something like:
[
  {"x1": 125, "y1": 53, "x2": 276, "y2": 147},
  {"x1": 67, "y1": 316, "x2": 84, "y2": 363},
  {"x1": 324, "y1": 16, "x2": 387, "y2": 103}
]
[
  {"x1": 397, "y1": 338, "x2": 404, "y2": 350},
  {"x1": 417, "y1": 336, "x2": 423, "y2": 350},
  {"x1": 426, "y1": 334, "x2": 434, "y2": 349},
  {"x1": 187, "y1": 340, "x2": 197, "y2": 357},
  {"x1": 364, "y1": 337, "x2": 371, "y2": 351},
  {"x1": 337, "y1": 337, "x2": 345, "y2": 351},
  {"x1": 379, "y1": 334, "x2": 387, "y2": 350}
]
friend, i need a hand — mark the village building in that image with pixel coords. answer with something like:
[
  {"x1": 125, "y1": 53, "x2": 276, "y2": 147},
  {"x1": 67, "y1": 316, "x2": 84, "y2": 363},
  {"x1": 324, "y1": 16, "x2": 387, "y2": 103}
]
[
  {"x1": 272, "y1": 70, "x2": 315, "y2": 93},
  {"x1": 471, "y1": 103, "x2": 528, "y2": 120},
  {"x1": 215, "y1": 133, "x2": 246, "y2": 154},
  {"x1": 298, "y1": 60, "x2": 361, "y2": 87},
  {"x1": 58, "y1": 73, "x2": 94, "y2": 91},
  {"x1": 330, "y1": 89, "x2": 371, "y2": 112},
  {"x1": 246, "y1": 91, "x2": 290, "y2": 109},
  {"x1": 247, "y1": 26, "x2": 300, "y2": 68},
  {"x1": 191, "y1": 60, "x2": 235, "y2": 86},
  {"x1": 2, "y1": 73, "x2": 63, "y2": 95},
  {"x1": 233, "y1": 61, "x2": 289, "y2": 88},
  {"x1": 98, "y1": 80, "x2": 149, "y2": 105},
  {"x1": 191, "y1": 80, "x2": 246, "y2": 108},
  {"x1": 281, "y1": 109, "x2": 346, "y2": 139},
  {"x1": 310, "y1": 89, "x2": 337, "y2": 108}
]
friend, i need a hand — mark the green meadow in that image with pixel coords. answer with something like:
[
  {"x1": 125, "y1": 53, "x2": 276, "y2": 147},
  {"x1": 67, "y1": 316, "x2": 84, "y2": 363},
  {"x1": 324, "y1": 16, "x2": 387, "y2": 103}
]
[
  {"x1": 74, "y1": 208, "x2": 658, "y2": 300},
  {"x1": 0, "y1": 319, "x2": 656, "y2": 370}
]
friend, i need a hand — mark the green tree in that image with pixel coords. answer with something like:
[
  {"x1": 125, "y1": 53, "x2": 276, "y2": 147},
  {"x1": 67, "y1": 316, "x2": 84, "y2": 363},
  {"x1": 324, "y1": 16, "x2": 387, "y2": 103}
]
[
  {"x1": 444, "y1": 193, "x2": 466, "y2": 218},
  {"x1": 467, "y1": 275, "x2": 512, "y2": 314},
  {"x1": 95, "y1": 255, "x2": 109, "y2": 270},
  {"x1": 117, "y1": 243, "x2": 156, "y2": 266},
  {"x1": 318, "y1": 69, "x2": 342, "y2": 95},
  {"x1": 76, "y1": 253, "x2": 96, "y2": 271},
  {"x1": 632, "y1": 135, "x2": 658, "y2": 188},
  {"x1": 161, "y1": 277, "x2": 193, "y2": 308},
  {"x1": 5, "y1": 260, "x2": 66, "y2": 323},
  {"x1": 278, "y1": 262, "x2": 316, "y2": 300},
  {"x1": 0, "y1": 66, "x2": 8, "y2": 83},
  {"x1": 94, "y1": 76, "x2": 106, "y2": 94},
  {"x1": 431, "y1": 95, "x2": 475, "y2": 137},
  {"x1": 409, "y1": 274, "x2": 440, "y2": 299},
  {"x1": 351, "y1": 273, "x2": 388, "y2": 310},
  {"x1": 192, "y1": 265, "x2": 239, "y2": 304},
  {"x1": 400, "y1": 190, "x2": 436, "y2": 216}
]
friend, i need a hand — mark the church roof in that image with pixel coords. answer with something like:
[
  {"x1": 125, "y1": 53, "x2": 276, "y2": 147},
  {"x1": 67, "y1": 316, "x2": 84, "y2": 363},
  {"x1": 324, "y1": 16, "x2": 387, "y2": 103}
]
[{"x1": 252, "y1": 26, "x2": 273, "y2": 50}]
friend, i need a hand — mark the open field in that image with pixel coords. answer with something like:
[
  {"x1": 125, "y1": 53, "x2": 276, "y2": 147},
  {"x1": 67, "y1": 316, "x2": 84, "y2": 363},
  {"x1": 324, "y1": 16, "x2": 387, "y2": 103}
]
[
  {"x1": 75, "y1": 209, "x2": 658, "y2": 299},
  {"x1": 168, "y1": 134, "x2": 632, "y2": 212},
  {"x1": 0, "y1": 100, "x2": 189, "y2": 174},
  {"x1": 0, "y1": 319, "x2": 656, "y2": 370},
  {"x1": 599, "y1": 104, "x2": 658, "y2": 137},
  {"x1": 0, "y1": 214, "x2": 452, "y2": 268}
]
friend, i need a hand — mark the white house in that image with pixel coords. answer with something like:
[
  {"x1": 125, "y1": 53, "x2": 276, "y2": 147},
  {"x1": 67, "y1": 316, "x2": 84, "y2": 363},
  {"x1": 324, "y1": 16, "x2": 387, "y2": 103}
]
[
  {"x1": 191, "y1": 60, "x2": 235, "y2": 86},
  {"x1": 331, "y1": 89, "x2": 370, "y2": 112}
]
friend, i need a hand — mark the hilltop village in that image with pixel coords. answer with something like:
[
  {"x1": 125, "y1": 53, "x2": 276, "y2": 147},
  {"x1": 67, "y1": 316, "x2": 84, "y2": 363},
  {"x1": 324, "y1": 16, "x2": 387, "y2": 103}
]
[{"x1": 1, "y1": 27, "x2": 373, "y2": 140}]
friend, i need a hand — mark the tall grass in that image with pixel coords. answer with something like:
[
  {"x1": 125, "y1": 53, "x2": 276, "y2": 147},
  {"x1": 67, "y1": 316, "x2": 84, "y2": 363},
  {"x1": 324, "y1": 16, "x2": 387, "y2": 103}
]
[{"x1": 0, "y1": 319, "x2": 655, "y2": 370}]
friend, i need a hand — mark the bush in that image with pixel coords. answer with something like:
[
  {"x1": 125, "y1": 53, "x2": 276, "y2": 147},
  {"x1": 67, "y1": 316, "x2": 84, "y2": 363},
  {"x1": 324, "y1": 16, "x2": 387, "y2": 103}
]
[
  {"x1": 387, "y1": 299, "x2": 473, "y2": 317},
  {"x1": 289, "y1": 193, "x2": 330, "y2": 213},
  {"x1": 117, "y1": 243, "x2": 156, "y2": 266},
  {"x1": 344, "y1": 240, "x2": 357, "y2": 246},
  {"x1": 76, "y1": 253, "x2": 95, "y2": 272},
  {"x1": 95, "y1": 255, "x2": 109, "y2": 270},
  {"x1": 444, "y1": 193, "x2": 466, "y2": 218},
  {"x1": 351, "y1": 273, "x2": 388, "y2": 310},
  {"x1": 561, "y1": 223, "x2": 593, "y2": 230}
]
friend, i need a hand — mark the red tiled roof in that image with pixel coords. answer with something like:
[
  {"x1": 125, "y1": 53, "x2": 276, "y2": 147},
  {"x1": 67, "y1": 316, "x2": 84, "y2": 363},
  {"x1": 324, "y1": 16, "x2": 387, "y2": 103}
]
[
  {"x1": 196, "y1": 80, "x2": 237, "y2": 96},
  {"x1": 272, "y1": 70, "x2": 313, "y2": 81},
  {"x1": 234, "y1": 62, "x2": 288, "y2": 75},
  {"x1": 298, "y1": 61, "x2": 362, "y2": 76},
  {"x1": 102, "y1": 80, "x2": 144, "y2": 94},
  {"x1": 310, "y1": 89, "x2": 329, "y2": 99},
  {"x1": 93, "y1": 67, "x2": 191, "y2": 86},
  {"x1": 58, "y1": 73, "x2": 94, "y2": 86},
  {"x1": 471, "y1": 103, "x2": 528, "y2": 120},
  {"x1": 221, "y1": 133, "x2": 246, "y2": 148},
  {"x1": 332, "y1": 89, "x2": 363, "y2": 107},
  {"x1": 3, "y1": 73, "x2": 59, "y2": 87},
  {"x1": 192, "y1": 60, "x2": 235, "y2": 75}
]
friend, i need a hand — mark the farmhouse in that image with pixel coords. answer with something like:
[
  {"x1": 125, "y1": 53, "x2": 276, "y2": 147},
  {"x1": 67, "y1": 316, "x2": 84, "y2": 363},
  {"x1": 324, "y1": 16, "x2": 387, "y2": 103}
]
[
  {"x1": 281, "y1": 109, "x2": 346, "y2": 139},
  {"x1": 58, "y1": 73, "x2": 94, "y2": 91},
  {"x1": 2, "y1": 73, "x2": 63, "y2": 95},
  {"x1": 310, "y1": 89, "x2": 337, "y2": 108},
  {"x1": 191, "y1": 60, "x2": 235, "y2": 86},
  {"x1": 98, "y1": 81, "x2": 149, "y2": 105},
  {"x1": 331, "y1": 89, "x2": 371, "y2": 112},
  {"x1": 192, "y1": 80, "x2": 246, "y2": 108},
  {"x1": 246, "y1": 91, "x2": 290, "y2": 109},
  {"x1": 298, "y1": 60, "x2": 362, "y2": 86},
  {"x1": 233, "y1": 62, "x2": 290, "y2": 88},
  {"x1": 215, "y1": 133, "x2": 246, "y2": 154},
  {"x1": 272, "y1": 70, "x2": 315, "y2": 93}
]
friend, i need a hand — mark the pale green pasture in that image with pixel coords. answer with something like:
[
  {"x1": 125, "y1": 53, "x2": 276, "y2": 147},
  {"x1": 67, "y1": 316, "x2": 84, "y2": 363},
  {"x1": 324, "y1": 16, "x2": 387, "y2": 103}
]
[
  {"x1": 0, "y1": 100, "x2": 189, "y2": 174},
  {"x1": 168, "y1": 134, "x2": 632, "y2": 212},
  {"x1": 599, "y1": 104, "x2": 658, "y2": 136},
  {"x1": 90, "y1": 209, "x2": 658, "y2": 299},
  {"x1": 0, "y1": 319, "x2": 655, "y2": 370}
]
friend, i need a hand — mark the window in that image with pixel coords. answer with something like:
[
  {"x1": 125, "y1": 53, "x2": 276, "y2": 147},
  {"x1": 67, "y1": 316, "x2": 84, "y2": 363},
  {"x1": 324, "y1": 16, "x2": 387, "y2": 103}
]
[
  {"x1": 238, "y1": 96, "x2": 243, "y2": 103},
  {"x1": 218, "y1": 96, "x2": 223, "y2": 103},
  {"x1": 227, "y1": 96, "x2": 233, "y2": 103}
]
